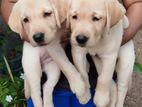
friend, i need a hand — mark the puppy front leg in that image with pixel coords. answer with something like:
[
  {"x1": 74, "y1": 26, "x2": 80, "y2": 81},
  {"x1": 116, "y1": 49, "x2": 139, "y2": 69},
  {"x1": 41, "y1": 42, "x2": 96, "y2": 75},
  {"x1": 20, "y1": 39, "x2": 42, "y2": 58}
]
[
  {"x1": 94, "y1": 56, "x2": 117, "y2": 107},
  {"x1": 108, "y1": 81, "x2": 117, "y2": 107},
  {"x1": 24, "y1": 75, "x2": 31, "y2": 99},
  {"x1": 93, "y1": 53, "x2": 117, "y2": 107},
  {"x1": 22, "y1": 42, "x2": 42, "y2": 107},
  {"x1": 72, "y1": 45, "x2": 91, "y2": 104},
  {"x1": 46, "y1": 42, "x2": 87, "y2": 103},
  {"x1": 43, "y1": 61, "x2": 60, "y2": 107}
]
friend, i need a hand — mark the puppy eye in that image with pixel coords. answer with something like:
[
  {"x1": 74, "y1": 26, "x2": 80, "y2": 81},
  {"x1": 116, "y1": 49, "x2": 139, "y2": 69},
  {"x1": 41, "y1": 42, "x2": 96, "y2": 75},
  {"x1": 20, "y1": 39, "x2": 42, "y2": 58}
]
[
  {"x1": 92, "y1": 16, "x2": 101, "y2": 22},
  {"x1": 43, "y1": 11, "x2": 52, "y2": 17},
  {"x1": 23, "y1": 17, "x2": 29, "y2": 23},
  {"x1": 72, "y1": 15, "x2": 78, "y2": 20}
]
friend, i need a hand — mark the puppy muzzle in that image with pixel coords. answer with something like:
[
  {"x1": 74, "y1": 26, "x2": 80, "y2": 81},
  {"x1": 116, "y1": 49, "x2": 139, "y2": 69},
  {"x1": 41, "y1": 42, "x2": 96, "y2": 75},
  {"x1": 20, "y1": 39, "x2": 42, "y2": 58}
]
[
  {"x1": 76, "y1": 34, "x2": 88, "y2": 47},
  {"x1": 33, "y1": 32, "x2": 46, "y2": 46}
]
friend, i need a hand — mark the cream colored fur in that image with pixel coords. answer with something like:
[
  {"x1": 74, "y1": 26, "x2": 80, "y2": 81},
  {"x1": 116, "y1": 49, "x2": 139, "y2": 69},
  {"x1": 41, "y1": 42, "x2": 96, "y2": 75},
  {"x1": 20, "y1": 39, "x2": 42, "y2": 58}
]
[
  {"x1": 8, "y1": 0, "x2": 90, "y2": 107},
  {"x1": 69, "y1": 0, "x2": 135, "y2": 107}
]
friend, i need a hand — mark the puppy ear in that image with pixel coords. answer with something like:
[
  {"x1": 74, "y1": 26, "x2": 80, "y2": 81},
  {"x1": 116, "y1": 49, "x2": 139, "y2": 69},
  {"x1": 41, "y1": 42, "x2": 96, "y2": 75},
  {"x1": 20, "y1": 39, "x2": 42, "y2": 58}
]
[
  {"x1": 48, "y1": 0, "x2": 61, "y2": 28},
  {"x1": 52, "y1": 5, "x2": 61, "y2": 28},
  {"x1": 105, "y1": 0, "x2": 126, "y2": 29},
  {"x1": 49, "y1": 0, "x2": 71, "y2": 28},
  {"x1": 8, "y1": 5, "x2": 24, "y2": 39},
  {"x1": 66, "y1": 0, "x2": 71, "y2": 28}
]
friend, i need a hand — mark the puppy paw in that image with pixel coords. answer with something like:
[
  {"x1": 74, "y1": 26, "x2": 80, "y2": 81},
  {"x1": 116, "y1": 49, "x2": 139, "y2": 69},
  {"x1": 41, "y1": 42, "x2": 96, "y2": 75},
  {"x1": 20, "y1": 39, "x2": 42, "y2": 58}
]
[
  {"x1": 108, "y1": 101, "x2": 116, "y2": 107},
  {"x1": 116, "y1": 103, "x2": 124, "y2": 107},
  {"x1": 34, "y1": 104, "x2": 43, "y2": 107},
  {"x1": 43, "y1": 102, "x2": 54, "y2": 107},
  {"x1": 32, "y1": 99, "x2": 43, "y2": 107},
  {"x1": 93, "y1": 90, "x2": 109, "y2": 107},
  {"x1": 70, "y1": 74, "x2": 86, "y2": 98},
  {"x1": 77, "y1": 88, "x2": 91, "y2": 104}
]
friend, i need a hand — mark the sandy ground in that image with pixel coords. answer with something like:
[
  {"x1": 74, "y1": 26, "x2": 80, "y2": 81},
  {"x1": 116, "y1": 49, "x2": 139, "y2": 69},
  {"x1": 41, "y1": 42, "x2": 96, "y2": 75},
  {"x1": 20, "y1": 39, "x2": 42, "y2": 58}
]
[
  {"x1": 134, "y1": 30, "x2": 142, "y2": 64},
  {"x1": 124, "y1": 30, "x2": 142, "y2": 107}
]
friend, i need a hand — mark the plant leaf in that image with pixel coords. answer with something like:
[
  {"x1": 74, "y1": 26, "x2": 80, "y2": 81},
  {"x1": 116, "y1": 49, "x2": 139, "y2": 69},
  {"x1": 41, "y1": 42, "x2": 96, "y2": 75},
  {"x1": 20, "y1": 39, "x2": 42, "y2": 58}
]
[{"x1": 134, "y1": 63, "x2": 142, "y2": 74}]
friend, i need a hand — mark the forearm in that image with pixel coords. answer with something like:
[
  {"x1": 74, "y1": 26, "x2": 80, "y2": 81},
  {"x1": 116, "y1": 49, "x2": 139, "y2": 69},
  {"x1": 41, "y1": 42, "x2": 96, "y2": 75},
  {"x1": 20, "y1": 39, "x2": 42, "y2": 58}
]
[
  {"x1": 1, "y1": 0, "x2": 17, "y2": 24},
  {"x1": 122, "y1": 0, "x2": 142, "y2": 44}
]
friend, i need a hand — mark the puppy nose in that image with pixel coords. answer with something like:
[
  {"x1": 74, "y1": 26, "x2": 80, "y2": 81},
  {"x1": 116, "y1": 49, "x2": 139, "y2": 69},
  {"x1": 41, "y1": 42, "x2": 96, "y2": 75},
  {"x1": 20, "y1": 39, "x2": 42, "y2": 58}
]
[
  {"x1": 33, "y1": 32, "x2": 44, "y2": 43},
  {"x1": 76, "y1": 35, "x2": 88, "y2": 45}
]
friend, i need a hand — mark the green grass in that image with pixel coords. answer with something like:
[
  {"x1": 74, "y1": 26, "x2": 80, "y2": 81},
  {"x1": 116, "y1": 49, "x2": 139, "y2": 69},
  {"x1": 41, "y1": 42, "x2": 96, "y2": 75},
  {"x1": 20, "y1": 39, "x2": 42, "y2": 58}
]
[{"x1": 134, "y1": 62, "x2": 142, "y2": 74}]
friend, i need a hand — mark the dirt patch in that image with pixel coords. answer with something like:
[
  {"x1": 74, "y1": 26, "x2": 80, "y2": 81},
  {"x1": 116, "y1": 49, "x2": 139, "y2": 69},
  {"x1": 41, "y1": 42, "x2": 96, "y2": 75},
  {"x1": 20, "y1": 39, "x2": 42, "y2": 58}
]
[
  {"x1": 134, "y1": 30, "x2": 142, "y2": 63},
  {"x1": 125, "y1": 73, "x2": 142, "y2": 107}
]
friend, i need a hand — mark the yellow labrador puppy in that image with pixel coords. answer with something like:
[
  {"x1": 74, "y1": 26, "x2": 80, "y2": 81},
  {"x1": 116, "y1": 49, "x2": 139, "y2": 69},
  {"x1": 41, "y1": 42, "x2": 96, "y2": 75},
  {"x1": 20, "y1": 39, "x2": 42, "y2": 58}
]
[
  {"x1": 8, "y1": 0, "x2": 90, "y2": 107},
  {"x1": 68, "y1": 0, "x2": 135, "y2": 107}
]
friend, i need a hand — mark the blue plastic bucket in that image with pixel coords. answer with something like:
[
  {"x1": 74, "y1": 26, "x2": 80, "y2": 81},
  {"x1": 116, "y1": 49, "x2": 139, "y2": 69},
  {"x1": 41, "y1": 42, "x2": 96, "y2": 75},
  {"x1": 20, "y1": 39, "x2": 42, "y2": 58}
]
[{"x1": 27, "y1": 90, "x2": 96, "y2": 107}]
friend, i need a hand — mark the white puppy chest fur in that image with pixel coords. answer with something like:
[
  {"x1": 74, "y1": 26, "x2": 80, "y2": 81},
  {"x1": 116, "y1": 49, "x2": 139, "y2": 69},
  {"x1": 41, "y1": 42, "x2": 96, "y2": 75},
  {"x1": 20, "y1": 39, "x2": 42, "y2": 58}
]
[
  {"x1": 8, "y1": 0, "x2": 91, "y2": 107},
  {"x1": 69, "y1": 0, "x2": 135, "y2": 107}
]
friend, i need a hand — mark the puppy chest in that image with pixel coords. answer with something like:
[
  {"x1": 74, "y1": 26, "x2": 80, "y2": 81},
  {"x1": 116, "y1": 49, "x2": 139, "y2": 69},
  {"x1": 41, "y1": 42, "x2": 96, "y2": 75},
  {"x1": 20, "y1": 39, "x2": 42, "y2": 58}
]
[
  {"x1": 88, "y1": 48, "x2": 97, "y2": 56},
  {"x1": 40, "y1": 51, "x2": 53, "y2": 66}
]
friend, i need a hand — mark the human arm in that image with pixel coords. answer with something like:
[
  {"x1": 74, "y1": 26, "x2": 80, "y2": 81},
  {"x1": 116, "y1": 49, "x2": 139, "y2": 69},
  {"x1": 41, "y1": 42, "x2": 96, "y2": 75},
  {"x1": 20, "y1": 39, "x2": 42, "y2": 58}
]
[
  {"x1": 122, "y1": 0, "x2": 142, "y2": 45},
  {"x1": 1, "y1": 0, "x2": 17, "y2": 23}
]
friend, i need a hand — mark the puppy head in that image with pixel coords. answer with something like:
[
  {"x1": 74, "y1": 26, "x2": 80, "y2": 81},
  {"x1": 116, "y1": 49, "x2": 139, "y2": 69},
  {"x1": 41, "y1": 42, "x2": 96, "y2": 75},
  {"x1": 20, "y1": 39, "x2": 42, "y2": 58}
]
[
  {"x1": 69, "y1": 0, "x2": 125, "y2": 48},
  {"x1": 8, "y1": 0, "x2": 61, "y2": 47}
]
